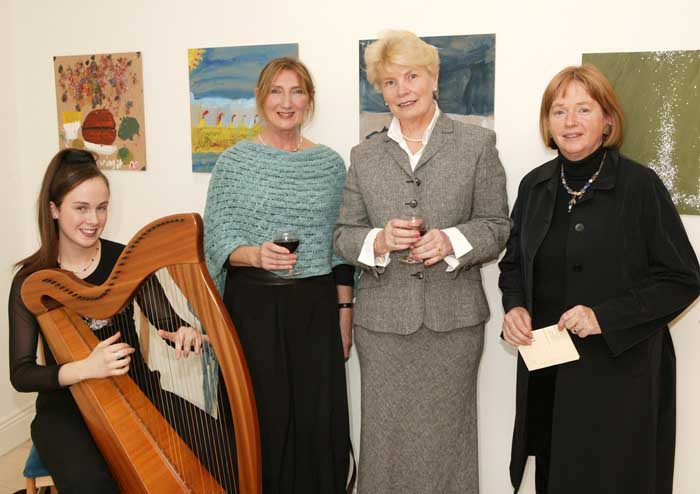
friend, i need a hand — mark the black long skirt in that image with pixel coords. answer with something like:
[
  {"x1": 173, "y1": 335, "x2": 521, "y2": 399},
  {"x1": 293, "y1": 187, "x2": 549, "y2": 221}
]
[{"x1": 223, "y1": 268, "x2": 350, "y2": 494}]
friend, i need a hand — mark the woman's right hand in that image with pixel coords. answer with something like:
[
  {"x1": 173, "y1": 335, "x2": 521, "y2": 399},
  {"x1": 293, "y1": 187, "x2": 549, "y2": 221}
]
[
  {"x1": 82, "y1": 331, "x2": 135, "y2": 380},
  {"x1": 374, "y1": 219, "x2": 422, "y2": 256},
  {"x1": 502, "y1": 307, "x2": 533, "y2": 346},
  {"x1": 258, "y1": 242, "x2": 297, "y2": 271}
]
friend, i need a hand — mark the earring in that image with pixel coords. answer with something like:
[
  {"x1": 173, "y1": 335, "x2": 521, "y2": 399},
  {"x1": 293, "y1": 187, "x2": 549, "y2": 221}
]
[
  {"x1": 383, "y1": 100, "x2": 388, "y2": 107},
  {"x1": 603, "y1": 123, "x2": 612, "y2": 136}
]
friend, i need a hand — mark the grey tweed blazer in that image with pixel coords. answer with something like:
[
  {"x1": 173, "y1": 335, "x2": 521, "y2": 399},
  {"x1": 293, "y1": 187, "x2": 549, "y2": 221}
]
[{"x1": 334, "y1": 113, "x2": 510, "y2": 334}]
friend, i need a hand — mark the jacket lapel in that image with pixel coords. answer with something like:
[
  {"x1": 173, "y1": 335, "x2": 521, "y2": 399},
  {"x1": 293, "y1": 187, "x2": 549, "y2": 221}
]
[
  {"x1": 414, "y1": 113, "x2": 453, "y2": 173},
  {"x1": 382, "y1": 135, "x2": 414, "y2": 178}
]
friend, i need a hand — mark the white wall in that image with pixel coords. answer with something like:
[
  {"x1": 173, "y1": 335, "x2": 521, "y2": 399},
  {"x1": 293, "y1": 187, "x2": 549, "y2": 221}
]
[
  {"x1": 2, "y1": 0, "x2": 699, "y2": 492},
  {"x1": 0, "y1": 0, "x2": 36, "y2": 456}
]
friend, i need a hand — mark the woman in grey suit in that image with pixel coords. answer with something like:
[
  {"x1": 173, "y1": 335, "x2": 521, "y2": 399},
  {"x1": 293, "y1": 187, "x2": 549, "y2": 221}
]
[{"x1": 334, "y1": 30, "x2": 509, "y2": 494}]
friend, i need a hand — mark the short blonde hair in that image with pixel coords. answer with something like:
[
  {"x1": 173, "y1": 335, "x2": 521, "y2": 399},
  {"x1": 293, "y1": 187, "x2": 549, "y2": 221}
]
[
  {"x1": 255, "y1": 57, "x2": 315, "y2": 124},
  {"x1": 364, "y1": 30, "x2": 440, "y2": 92},
  {"x1": 540, "y1": 64, "x2": 624, "y2": 149}
]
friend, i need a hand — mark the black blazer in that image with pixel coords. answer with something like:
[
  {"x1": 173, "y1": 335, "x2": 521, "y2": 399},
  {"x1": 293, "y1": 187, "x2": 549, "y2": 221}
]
[{"x1": 499, "y1": 147, "x2": 700, "y2": 356}]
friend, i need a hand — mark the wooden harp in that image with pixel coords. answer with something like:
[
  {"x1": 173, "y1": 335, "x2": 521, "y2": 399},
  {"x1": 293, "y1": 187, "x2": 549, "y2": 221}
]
[{"x1": 21, "y1": 214, "x2": 261, "y2": 494}]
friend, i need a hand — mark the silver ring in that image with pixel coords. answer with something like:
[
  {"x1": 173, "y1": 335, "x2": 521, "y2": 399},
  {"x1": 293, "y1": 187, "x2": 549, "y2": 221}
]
[{"x1": 116, "y1": 350, "x2": 123, "y2": 359}]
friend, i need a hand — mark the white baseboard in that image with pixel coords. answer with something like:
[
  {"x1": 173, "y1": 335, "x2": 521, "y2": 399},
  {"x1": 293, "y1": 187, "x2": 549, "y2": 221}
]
[{"x1": 0, "y1": 402, "x2": 35, "y2": 456}]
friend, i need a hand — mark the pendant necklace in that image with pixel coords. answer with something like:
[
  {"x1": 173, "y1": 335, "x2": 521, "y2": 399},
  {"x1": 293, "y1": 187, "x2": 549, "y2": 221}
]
[
  {"x1": 560, "y1": 151, "x2": 606, "y2": 213},
  {"x1": 58, "y1": 243, "x2": 100, "y2": 274}
]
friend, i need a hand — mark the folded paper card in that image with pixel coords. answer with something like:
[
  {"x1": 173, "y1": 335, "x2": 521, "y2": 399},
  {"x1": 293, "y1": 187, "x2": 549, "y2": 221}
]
[{"x1": 518, "y1": 325, "x2": 580, "y2": 371}]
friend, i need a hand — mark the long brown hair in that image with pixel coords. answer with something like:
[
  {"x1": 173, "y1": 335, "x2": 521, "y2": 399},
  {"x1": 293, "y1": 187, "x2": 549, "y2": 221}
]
[{"x1": 15, "y1": 149, "x2": 109, "y2": 278}]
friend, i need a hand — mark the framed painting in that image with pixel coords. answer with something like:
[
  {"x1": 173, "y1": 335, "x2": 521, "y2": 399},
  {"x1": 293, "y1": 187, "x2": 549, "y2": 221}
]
[{"x1": 54, "y1": 51, "x2": 147, "y2": 171}]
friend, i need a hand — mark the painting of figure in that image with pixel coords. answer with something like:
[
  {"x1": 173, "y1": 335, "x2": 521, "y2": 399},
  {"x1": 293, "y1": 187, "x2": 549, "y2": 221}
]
[
  {"x1": 54, "y1": 51, "x2": 147, "y2": 171},
  {"x1": 359, "y1": 33, "x2": 495, "y2": 140},
  {"x1": 583, "y1": 50, "x2": 700, "y2": 215},
  {"x1": 188, "y1": 43, "x2": 299, "y2": 172}
]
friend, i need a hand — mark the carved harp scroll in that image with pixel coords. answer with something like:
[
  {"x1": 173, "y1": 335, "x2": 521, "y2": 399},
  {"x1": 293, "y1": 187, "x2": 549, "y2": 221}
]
[{"x1": 21, "y1": 213, "x2": 262, "y2": 494}]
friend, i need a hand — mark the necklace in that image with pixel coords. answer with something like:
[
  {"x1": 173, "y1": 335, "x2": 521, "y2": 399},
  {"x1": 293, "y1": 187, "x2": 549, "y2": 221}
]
[
  {"x1": 560, "y1": 151, "x2": 606, "y2": 213},
  {"x1": 401, "y1": 133, "x2": 423, "y2": 143},
  {"x1": 58, "y1": 243, "x2": 100, "y2": 274},
  {"x1": 257, "y1": 132, "x2": 303, "y2": 152}
]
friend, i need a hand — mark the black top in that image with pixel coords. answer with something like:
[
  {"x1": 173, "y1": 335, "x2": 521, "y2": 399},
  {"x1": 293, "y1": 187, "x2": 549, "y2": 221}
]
[
  {"x1": 532, "y1": 146, "x2": 607, "y2": 327},
  {"x1": 9, "y1": 239, "x2": 185, "y2": 402}
]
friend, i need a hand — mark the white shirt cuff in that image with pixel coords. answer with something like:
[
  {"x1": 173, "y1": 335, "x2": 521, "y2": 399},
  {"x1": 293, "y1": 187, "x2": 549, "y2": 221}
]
[
  {"x1": 442, "y1": 228, "x2": 473, "y2": 272},
  {"x1": 359, "y1": 228, "x2": 391, "y2": 267}
]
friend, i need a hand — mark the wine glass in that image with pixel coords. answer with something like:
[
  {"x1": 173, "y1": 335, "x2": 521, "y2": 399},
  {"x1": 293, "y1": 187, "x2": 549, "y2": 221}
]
[
  {"x1": 272, "y1": 230, "x2": 300, "y2": 276},
  {"x1": 399, "y1": 214, "x2": 425, "y2": 264}
]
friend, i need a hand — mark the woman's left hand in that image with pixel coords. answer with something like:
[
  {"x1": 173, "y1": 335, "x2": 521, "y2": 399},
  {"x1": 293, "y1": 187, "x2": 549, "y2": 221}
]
[
  {"x1": 557, "y1": 305, "x2": 602, "y2": 338},
  {"x1": 158, "y1": 327, "x2": 210, "y2": 359},
  {"x1": 339, "y1": 308, "x2": 353, "y2": 361},
  {"x1": 411, "y1": 229, "x2": 454, "y2": 267}
]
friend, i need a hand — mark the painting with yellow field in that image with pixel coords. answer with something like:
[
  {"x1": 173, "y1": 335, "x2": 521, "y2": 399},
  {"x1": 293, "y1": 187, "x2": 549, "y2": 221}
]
[{"x1": 188, "y1": 43, "x2": 298, "y2": 172}]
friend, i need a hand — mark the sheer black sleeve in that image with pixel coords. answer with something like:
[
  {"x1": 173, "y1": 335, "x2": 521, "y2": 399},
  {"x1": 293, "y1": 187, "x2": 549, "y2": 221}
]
[
  {"x1": 332, "y1": 264, "x2": 355, "y2": 287},
  {"x1": 135, "y1": 275, "x2": 190, "y2": 332},
  {"x1": 9, "y1": 274, "x2": 63, "y2": 393}
]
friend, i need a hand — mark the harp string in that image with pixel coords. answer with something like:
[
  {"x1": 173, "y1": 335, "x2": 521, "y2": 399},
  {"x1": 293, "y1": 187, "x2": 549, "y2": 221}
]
[
  {"x1": 152, "y1": 269, "x2": 213, "y2": 492},
  {"x1": 169, "y1": 269, "x2": 238, "y2": 494},
  {"x1": 165, "y1": 271, "x2": 219, "y2": 493},
  {"x1": 153, "y1": 267, "x2": 239, "y2": 493}
]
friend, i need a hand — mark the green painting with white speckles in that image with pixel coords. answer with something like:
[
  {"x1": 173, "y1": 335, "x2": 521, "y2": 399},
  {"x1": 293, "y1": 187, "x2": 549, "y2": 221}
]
[{"x1": 583, "y1": 50, "x2": 700, "y2": 215}]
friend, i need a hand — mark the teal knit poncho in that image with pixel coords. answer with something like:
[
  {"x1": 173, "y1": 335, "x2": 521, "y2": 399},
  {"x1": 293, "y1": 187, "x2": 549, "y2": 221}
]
[{"x1": 204, "y1": 140, "x2": 347, "y2": 293}]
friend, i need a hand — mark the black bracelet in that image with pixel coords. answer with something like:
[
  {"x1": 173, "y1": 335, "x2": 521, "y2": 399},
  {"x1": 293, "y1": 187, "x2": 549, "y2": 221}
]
[{"x1": 337, "y1": 302, "x2": 354, "y2": 309}]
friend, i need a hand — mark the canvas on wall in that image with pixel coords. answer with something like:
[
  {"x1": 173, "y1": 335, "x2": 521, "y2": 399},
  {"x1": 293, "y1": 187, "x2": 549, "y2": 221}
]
[
  {"x1": 54, "y1": 52, "x2": 147, "y2": 171},
  {"x1": 583, "y1": 50, "x2": 700, "y2": 215},
  {"x1": 359, "y1": 33, "x2": 495, "y2": 140},
  {"x1": 188, "y1": 43, "x2": 299, "y2": 173}
]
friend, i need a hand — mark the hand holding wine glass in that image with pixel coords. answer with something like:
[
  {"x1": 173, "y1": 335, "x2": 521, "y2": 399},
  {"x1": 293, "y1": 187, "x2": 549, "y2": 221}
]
[
  {"x1": 411, "y1": 229, "x2": 453, "y2": 267},
  {"x1": 374, "y1": 216, "x2": 423, "y2": 257},
  {"x1": 272, "y1": 230, "x2": 301, "y2": 276}
]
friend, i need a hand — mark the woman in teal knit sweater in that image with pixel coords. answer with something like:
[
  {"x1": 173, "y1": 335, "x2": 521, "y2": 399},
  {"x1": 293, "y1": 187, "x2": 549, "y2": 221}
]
[{"x1": 203, "y1": 57, "x2": 353, "y2": 494}]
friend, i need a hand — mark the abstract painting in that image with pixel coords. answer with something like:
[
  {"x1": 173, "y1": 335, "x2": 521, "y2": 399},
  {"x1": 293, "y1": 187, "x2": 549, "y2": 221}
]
[
  {"x1": 54, "y1": 52, "x2": 147, "y2": 171},
  {"x1": 359, "y1": 34, "x2": 495, "y2": 140},
  {"x1": 188, "y1": 43, "x2": 298, "y2": 173},
  {"x1": 583, "y1": 50, "x2": 700, "y2": 215}
]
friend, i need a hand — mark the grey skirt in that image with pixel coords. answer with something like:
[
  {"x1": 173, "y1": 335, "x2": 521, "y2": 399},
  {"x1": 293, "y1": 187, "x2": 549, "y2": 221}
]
[{"x1": 354, "y1": 324, "x2": 484, "y2": 494}]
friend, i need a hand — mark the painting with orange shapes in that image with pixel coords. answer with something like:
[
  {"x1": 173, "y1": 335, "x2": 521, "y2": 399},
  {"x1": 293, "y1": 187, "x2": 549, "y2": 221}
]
[{"x1": 53, "y1": 51, "x2": 147, "y2": 171}]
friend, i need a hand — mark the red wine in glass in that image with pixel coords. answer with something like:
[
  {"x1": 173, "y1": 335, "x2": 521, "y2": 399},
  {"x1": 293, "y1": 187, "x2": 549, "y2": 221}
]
[
  {"x1": 272, "y1": 230, "x2": 300, "y2": 276},
  {"x1": 273, "y1": 239, "x2": 299, "y2": 253}
]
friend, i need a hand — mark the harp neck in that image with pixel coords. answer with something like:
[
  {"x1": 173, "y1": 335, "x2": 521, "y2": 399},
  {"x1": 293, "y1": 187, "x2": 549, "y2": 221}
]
[{"x1": 21, "y1": 214, "x2": 204, "y2": 319}]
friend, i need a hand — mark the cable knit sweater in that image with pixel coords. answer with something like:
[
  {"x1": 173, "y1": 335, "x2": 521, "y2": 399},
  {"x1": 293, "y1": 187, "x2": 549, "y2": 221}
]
[{"x1": 204, "y1": 140, "x2": 347, "y2": 293}]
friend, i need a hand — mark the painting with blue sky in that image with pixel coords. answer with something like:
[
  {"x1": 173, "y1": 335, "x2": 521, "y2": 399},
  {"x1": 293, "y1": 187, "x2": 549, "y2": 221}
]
[
  {"x1": 359, "y1": 34, "x2": 495, "y2": 140},
  {"x1": 188, "y1": 43, "x2": 298, "y2": 172}
]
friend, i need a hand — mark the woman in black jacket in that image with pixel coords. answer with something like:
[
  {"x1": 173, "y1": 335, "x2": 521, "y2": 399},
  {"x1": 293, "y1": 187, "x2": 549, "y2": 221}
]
[{"x1": 498, "y1": 64, "x2": 700, "y2": 494}]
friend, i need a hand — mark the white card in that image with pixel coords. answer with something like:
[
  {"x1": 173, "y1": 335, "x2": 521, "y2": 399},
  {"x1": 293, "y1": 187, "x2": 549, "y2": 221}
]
[{"x1": 518, "y1": 324, "x2": 580, "y2": 371}]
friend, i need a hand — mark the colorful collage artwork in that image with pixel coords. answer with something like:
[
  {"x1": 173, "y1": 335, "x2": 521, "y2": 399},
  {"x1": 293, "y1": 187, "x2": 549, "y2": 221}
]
[
  {"x1": 584, "y1": 50, "x2": 700, "y2": 215},
  {"x1": 359, "y1": 34, "x2": 495, "y2": 140},
  {"x1": 188, "y1": 43, "x2": 299, "y2": 173},
  {"x1": 53, "y1": 52, "x2": 147, "y2": 171}
]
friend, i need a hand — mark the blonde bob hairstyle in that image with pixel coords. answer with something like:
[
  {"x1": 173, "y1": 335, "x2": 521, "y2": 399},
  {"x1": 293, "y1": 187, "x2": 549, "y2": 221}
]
[
  {"x1": 364, "y1": 30, "x2": 440, "y2": 92},
  {"x1": 255, "y1": 57, "x2": 315, "y2": 125},
  {"x1": 540, "y1": 64, "x2": 624, "y2": 150}
]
